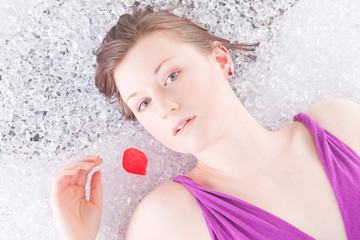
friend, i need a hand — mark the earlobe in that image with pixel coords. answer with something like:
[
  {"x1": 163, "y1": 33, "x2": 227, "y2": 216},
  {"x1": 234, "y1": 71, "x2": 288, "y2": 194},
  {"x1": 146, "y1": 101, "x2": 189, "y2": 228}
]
[{"x1": 228, "y1": 66, "x2": 233, "y2": 77}]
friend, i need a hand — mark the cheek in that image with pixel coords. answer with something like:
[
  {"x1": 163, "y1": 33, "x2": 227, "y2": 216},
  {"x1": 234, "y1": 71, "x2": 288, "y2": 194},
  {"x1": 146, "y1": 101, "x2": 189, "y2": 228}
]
[
  {"x1": 180, "y1": 69, "x2": 218, "y2": 107},
  {"x1": 138, "y1": 117, "x2": 163, "y2": 140},
  {"x1": 182, "y1": 82, "x2": 199, "y2": 99},
  {"x1": 146, "y1": 118, "x2": 174, "y2": 144}
]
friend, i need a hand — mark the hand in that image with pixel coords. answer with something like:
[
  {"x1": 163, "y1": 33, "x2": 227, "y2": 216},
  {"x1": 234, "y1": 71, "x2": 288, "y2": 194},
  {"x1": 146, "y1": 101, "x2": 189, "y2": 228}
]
[{"x1": 50, "y1": 155, "x2": 103, "y2": 240}]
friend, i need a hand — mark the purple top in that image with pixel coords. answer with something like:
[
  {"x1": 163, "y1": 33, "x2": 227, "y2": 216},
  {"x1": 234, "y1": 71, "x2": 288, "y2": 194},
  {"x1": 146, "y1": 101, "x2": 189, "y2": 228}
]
[{"x1": 173, "y1": 112, "x2": 360, "y2": 240}]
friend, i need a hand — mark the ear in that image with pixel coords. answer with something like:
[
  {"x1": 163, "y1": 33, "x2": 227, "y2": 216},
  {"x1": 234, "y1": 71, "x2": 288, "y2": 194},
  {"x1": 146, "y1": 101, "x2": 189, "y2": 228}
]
[{"x1": 210, "y1": 41, "x2": 234, "y2": 79}]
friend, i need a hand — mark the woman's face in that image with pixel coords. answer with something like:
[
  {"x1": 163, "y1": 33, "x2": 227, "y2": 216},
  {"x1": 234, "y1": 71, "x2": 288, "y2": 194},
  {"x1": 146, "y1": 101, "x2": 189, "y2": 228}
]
[{"x1": 114, "y1": 31, "x2": 232, "y2": 154}]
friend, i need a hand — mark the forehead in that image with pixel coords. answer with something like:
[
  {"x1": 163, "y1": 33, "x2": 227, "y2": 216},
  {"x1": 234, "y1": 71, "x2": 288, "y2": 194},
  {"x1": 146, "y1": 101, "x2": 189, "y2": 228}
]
[{"x1": 113, "y1": 31, "x2": 200, "y2": 97}]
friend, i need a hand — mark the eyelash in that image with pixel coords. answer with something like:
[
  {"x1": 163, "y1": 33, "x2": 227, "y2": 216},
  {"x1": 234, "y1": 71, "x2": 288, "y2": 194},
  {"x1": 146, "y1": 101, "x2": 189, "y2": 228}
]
[{"x1": 137, "y1": 71, "x2": 179, "y2": 112}]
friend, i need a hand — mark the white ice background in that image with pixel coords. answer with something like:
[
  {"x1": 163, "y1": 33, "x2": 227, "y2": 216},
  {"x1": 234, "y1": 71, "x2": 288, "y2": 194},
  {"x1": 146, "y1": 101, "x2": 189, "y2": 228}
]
[{"x1": 0, "y1": 0, "x2": 359, "y2": 239}]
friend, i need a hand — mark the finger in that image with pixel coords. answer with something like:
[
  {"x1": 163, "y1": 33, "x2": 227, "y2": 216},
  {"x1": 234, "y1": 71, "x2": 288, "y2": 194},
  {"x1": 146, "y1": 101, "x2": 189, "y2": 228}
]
[
  {"x1": 60, "y1": 160, "x2": 98, "y2": 186},
  {"x1": 53, "y1": 168, "x2": 80, "y2": 186},
  {"x1": 60, "y1": 161, "x2": 95, "y2": 173},
  {"x1": 56, "y1": 167, "x2": 84, "y2": 189},
  {"x1": 50, "y1": 168, "x2": 80, "y2": 205},
  {"x1": 76, "y1": 157, "x2": 103, "y2": 187},
  {"x1": 58, "y1": 157, "x2": 103, "y2": 188},
  {"x1": 71, "y1": 163, "x2": 94, "y2": 186},
  {"x1": 60, "y1": 157, "x2": 98, "y2": 172},
  {"x1": 51, "y1": 174, "x2": 63, "y2": 204},
  {"x1": 90, "y1": 171, "x2": 103, "y2": 208},
  {"x1": 51, "y1": 156, "x2": 103, "y2": 203},
  {"x1": 60, "y1": 168, "x2": 82, "y2": 186},
  {"x1": 75, "y1": 155, "x2": 102, "y2": 166}
]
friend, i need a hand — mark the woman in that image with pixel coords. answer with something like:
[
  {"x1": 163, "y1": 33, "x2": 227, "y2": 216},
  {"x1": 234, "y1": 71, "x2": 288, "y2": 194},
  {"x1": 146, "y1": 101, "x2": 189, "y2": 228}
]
[{"x1": 50, "y1": 6, "x2": 360, "y2": 240}]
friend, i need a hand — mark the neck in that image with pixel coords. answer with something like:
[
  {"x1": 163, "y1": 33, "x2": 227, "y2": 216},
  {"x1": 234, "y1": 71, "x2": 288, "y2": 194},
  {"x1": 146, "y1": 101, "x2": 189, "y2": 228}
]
[{"x1": 190, "y1": 90, "x2": 295, "y2": 181}]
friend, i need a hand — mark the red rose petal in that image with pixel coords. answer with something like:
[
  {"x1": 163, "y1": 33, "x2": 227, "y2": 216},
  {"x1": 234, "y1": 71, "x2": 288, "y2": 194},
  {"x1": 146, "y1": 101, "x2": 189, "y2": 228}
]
[{"x1": 122, "y1": 148, "x2": 148, "y2": 175}]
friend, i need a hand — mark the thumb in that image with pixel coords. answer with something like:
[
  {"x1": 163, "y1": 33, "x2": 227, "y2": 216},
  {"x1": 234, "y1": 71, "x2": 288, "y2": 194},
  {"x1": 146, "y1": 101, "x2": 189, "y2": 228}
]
[{"x1": 90, "y1": 171, "x2": 103, "y2": 208}]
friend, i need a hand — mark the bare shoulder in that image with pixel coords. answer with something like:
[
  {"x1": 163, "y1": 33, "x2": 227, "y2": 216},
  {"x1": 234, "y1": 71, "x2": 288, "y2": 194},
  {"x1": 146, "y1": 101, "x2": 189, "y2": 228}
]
[
  {"x1": 125, "y1": 180, "x2": 203, "y2": 240},
  {"x1": 305, "y1": 97, "x2": 360, "y2": 155}
]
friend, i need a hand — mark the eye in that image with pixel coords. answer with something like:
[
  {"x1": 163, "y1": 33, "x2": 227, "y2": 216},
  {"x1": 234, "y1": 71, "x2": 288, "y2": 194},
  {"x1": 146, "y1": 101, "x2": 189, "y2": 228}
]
[
  {"x1": 138, "y1": 98, "x2": 151, "y2": 112},
  {"x1": 165, "y1": 71, "x2": 179, "y2": 86},
  {"x1": 136, "y1": 71, "x2": 179, "y2": 113}
]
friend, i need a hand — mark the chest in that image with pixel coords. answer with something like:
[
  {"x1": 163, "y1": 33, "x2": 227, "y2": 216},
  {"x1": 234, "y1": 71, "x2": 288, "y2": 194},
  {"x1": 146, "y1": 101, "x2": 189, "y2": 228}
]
[{"x1": 177, "y1": 155, "x2": 348, "y2": 240}]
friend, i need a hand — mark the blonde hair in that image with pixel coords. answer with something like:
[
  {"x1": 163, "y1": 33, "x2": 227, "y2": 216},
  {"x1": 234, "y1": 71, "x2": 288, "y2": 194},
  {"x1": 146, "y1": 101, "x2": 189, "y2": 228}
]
[{"x1": 95, "y1": 6, "x2": 258, "y2": 121}]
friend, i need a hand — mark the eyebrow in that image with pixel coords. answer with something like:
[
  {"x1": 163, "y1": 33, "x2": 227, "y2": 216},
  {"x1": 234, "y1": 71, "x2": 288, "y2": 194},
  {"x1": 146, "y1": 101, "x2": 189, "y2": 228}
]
[{"x1": 126, "y1": 57, "x2": 175, "y2": 103}]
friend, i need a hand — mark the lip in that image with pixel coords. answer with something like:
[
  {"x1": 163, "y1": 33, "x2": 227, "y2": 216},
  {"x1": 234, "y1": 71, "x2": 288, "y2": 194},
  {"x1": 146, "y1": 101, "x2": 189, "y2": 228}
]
[{"x1": 173, "y1": 115, "x2": 196, "y2": 136}]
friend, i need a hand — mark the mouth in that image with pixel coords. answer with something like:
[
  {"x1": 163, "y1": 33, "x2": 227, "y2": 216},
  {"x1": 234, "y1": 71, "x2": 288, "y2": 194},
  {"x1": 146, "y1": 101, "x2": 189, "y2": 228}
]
[{"x1": 173, "y1": 115, "x2": 196, "y2": 136}]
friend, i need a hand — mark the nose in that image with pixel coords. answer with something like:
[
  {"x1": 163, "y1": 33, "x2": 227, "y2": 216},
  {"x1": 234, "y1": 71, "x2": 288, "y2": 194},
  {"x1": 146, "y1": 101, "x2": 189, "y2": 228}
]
[{"x1": 156, "y1": 96, "x2": 179, "y2": 119}]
